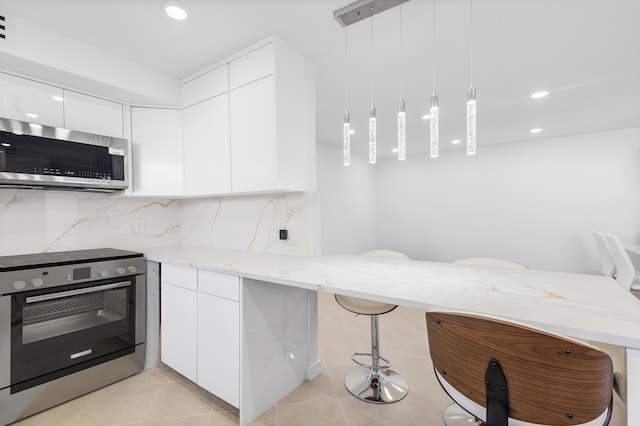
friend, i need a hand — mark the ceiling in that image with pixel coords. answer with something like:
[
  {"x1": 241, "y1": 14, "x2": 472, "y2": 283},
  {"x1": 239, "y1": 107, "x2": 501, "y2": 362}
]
[{"x1": 1, "y1": 0, "x2": 639, "y2": 158}]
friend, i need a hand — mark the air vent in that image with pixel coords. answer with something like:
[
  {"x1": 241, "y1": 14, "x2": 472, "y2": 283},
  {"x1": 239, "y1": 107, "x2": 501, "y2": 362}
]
[
  {"x1": 0, "y1": 14, "x2": 6, "y2": 40},
  {"x1": 0, "y1": 12, "x2": 14, "y2": 48}
]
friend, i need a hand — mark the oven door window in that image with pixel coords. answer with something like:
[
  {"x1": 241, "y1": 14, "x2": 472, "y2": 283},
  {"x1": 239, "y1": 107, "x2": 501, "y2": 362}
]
[{"x1": 11, "y1": 279, "x2": 136, "y2": 393}]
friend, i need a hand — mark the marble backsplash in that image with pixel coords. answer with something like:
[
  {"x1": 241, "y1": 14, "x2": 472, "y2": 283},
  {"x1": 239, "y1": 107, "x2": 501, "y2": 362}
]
[
  {"x1": 0, "y1": 189, "x2": 319, "y2": 257},
  {"x1": 180, "y1": 192, "x2": 320, "y2": 257},
  {"x1": 0, "y1": 189, "x2": 181, "y2": 256}
]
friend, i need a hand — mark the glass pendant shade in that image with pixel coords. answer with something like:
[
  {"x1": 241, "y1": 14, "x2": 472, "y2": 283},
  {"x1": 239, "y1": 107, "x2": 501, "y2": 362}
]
[
  {"x1": 397, "y1": 98, "x2": 406, "y2": 161},
  {"x1": 369, "y1": 104, "x2": 377, "y2": 164},
  {"x1": 466, "y1": 86, "x2": 476, "y2": 155},
  {"x1": 343, "y1": 112, "x2": 351, "y2": 166},
  {"x1": 429, "y1": 93, "x2": 439, "y2": 158}
]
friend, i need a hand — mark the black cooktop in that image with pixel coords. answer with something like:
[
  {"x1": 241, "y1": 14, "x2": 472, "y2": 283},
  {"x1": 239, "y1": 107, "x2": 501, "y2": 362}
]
[{"x1": 0, "y1": 248, "x2": 144, "y2": 271}]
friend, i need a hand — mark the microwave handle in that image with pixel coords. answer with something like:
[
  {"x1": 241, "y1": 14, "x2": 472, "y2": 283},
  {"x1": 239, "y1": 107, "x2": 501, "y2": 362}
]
[{"x1": 25, "y1": 281, "x2": 131, "y2": 304}]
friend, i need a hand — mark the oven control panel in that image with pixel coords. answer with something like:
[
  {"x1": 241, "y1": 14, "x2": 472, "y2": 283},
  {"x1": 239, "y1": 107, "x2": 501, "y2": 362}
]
[{"x1": 0, "y1": 257, "x2": 146, "y2": 295}]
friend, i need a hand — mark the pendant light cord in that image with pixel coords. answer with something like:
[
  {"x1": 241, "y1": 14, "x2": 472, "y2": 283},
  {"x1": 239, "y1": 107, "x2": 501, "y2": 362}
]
[
  {"x1": 400, "y1": 5, "x2": 404, "y2": 97},
  {"x1": 470, "y1": 0, "x2": 473, "y2": 85},
  {"x1": 370, "y1": 12, "x2": 374, "y2": 105},
  {"x1": 432, "y1": 0, "x2": 436, "y2": 90},
  {"x1": 344, "y1": 27, "x2": 348, "y2": 113}
]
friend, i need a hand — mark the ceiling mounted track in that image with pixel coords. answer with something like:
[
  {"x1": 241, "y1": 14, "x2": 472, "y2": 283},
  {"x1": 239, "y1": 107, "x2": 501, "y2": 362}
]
[{"x1": 334, "y1": 0, "x2": 411, "y2": 27}]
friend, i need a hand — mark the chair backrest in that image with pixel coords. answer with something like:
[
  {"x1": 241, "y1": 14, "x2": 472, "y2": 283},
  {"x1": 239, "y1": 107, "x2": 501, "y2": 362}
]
[
  {"x1": 604, "y1": 233, "x2": 635, "y2": 290},
  {"x1": 592, "y1": 231, "x2": 617, "y2": 277},
  {"x1": 453, "y1": 257, "x2": 526, "y2": 270},
  {"x1": 426, "y1": 312, "x2": 613, "y2": 426}
]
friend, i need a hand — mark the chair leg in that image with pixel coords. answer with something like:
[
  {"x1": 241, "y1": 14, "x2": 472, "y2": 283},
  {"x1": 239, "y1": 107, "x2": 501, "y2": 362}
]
[{"x1": 343, "y1": 315, "x2": 409, "y2": 403}]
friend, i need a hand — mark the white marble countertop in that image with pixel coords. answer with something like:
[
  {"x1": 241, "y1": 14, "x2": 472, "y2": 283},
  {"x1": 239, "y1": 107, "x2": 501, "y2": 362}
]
[{"x1": 144, "y1": 245, "x2": 640, "y2": 350}]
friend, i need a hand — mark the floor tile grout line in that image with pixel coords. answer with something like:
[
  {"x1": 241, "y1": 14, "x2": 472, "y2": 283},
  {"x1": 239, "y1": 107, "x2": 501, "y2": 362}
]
[{"x1": 135, "y1": 379, "x2": 168, "y2": 424}]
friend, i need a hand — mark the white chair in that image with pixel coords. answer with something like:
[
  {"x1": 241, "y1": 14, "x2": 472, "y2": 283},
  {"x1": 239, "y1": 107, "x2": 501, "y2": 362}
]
[
  {"x1": 604, "y1": 233, "x2": 640, "y2": 292},
  {"x1": 592, "y1": 231, "x2": 617, "y2": 278},
  {"x1": 334, "y1": 250, "x2": 410, "y2": 403},
  {"x1": 426, "y1": 311, "x2": 614, "y2": 426}
]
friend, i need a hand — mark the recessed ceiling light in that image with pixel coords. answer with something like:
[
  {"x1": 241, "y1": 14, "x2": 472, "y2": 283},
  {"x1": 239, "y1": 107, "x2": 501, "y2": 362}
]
[
  {"x1": 164, "y1": 2, "x2": 188, "y2": 20},
  {"x1": 451, "y1": 139, "x2": 461, "y2": 145},
  {"x1": 51, "y1": 95, "x2": 64, "y2": 102},
  {"x1": 530, "y1": 128, "x2": 543, "y2": 133},
  {"x1": 25, "y1": 113, "x2": 39, "y2": 118},
  {"x1": 1, "y1": 143, "x2": 10, "y2": 147},
  {"x1": 531, "y1": 91, "x2": 549, "y2": 99},
  {"x1": 29, "y1": 123, "x2": 42, "y2": 130},
  {"x1": 421, "y1": 114, "x2": 431, "y2": 120}
]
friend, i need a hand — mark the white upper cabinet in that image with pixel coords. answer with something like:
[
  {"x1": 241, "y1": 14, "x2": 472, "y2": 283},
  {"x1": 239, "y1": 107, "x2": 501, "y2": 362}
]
[
  {"x1": 230, "y1": 76, "x2": 277, "y2": 192},
  {"x1": 0, "y1": 72, "x2": 64, "y2": 128},
  {"x1": 183, "y1": 93, "x2": 231, "y2": 195},
  {"x1": 229, "y1": 36, "x2": 314, "y2": 193},
  {"x1": 130, "y1": 107, "x2": 184, "y2": 196},
  {"x1": 229, "y1": 42, "x2": 274, "y2": 90},
  {"x1": 183, "y1": 64, "x2": 228, "y2": 108},
  {"x1": 63, "y1": 90, "x2": 124, "y2": 138},
  {"x1": 0, "y1": 72, "x2": 125, "y2": 139},
  {"x1": 182, "y1": 63, "x2": 231, "y2": 196}
]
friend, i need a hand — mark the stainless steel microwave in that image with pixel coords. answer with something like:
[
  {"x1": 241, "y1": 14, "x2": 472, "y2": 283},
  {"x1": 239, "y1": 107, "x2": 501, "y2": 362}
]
[{"x1": 0, "y1": 118, "x2": 128, "y2": 192}]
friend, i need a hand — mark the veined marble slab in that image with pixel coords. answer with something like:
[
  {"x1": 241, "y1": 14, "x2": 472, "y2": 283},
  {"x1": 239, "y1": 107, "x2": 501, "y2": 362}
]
[{"x1": 144, "y1": 245, "x2": 640, "y2": 350}]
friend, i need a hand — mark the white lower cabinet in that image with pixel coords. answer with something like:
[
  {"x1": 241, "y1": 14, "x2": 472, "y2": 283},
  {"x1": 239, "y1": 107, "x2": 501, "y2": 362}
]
[
  {"x1": 161, "y1": 265, "x2": 240, "y2": 408},
  {"x1": 160, "y1": 265, "x2": 198, "y2": 382}
]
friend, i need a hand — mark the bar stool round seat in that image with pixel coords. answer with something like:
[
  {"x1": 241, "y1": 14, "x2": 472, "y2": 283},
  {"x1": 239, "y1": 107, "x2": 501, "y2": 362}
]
[{"x1": 334, "y1": 250, "x2": 410, "y2": 404}]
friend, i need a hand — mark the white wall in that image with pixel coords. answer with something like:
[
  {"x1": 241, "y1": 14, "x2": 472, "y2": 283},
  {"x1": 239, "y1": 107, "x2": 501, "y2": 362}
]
[
  {"x1": 317, "y1": 142, "x2": 376, "y2": 255},
  {"x1": 374, "y1": 127, "x2": 640, "y2": 273}
]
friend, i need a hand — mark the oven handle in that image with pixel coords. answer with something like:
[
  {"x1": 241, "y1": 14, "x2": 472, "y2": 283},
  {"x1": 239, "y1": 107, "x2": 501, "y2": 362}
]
[{"x1": 25, "y1": 281, "x2": 132, "y2": 304}]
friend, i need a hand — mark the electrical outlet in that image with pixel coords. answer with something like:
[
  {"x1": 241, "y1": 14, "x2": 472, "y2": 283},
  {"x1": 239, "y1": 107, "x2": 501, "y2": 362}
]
[
  {"x1": 120, "y1": 221, "x2": 131, "y2": 234},
  {"x1": 134, "y1": 220, "x2": 145, "y2": 234},
  {"x1": 279, "y1": 229, "x2": 288, "y2": 240}
]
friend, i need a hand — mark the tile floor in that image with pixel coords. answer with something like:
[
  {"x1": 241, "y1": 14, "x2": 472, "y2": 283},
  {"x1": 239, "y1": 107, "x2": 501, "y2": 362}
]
[{"x1": 12, "y1": 292, "x2": 627, "y2": 425}]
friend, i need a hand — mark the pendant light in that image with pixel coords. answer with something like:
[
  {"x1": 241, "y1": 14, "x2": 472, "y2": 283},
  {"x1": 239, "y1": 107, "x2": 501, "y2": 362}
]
[
  {"x1": 343, "y1": 27, "x2": 351, "y2": 166},
  {"x1": 430, "y1": 0, "x2": 439, "y2": 158},
  {"x1": 466, "y1": 0, "x2": 477, "y2": 155},
  {"x1": 397, "y1": 5, "x2": 406, "y2": 161},
  {"x1": 369, "y1": 12, "x2": 377, "y2": 165}
]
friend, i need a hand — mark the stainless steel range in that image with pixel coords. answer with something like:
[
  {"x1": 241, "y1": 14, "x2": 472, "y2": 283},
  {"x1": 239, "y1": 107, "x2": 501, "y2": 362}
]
[{"x1": 0, "y1": 248, "x2": 147, "y2": 424}]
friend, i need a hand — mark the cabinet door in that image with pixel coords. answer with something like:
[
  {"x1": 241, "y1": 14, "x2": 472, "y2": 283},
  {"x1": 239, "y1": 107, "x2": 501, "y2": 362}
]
[
  {"x1": 130, "y1": 107, "x2": 184, "y2": 196},
  {"x1": 229, "y1": 42, "x2": 273, "y2": 90},
  {"x1": 183, "y1": 94, "x2": 231, "y2": 195},
  {"x1": 230, "y1": 75, "x2": 277, "y2": 193},
  {"x1": 161, "y1": 281, "x2": 197, "y2": 382},
  {"x1": 0, "y1": 72, "x2": 64, "y2": 128},
  {"x1": 63, "y1": 90, "x2": 124, "y2": 138},
  {"x1": 183, "y1": 65, "x2": 228, "y2": 107},
  {"x1": 197, "y1": 291, "x2": 240, "y2": 408}
]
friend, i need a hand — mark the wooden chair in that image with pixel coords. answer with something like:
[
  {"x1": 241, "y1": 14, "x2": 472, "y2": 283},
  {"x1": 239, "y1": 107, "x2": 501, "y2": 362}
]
[{"x1": 426, "y1": 312, "x2": 614, "y2": 426}]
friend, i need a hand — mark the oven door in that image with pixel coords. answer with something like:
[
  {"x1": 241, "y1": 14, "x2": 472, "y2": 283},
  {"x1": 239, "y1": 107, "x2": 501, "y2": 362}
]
[{"x1": 10, "y1": 276, "x2": 139, "y2": 393}]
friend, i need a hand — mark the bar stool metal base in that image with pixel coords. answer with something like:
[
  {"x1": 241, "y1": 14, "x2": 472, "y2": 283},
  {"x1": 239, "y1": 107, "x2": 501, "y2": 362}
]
[{"x1": 344, "y1": 366, "x2": 409, "y2": 404}]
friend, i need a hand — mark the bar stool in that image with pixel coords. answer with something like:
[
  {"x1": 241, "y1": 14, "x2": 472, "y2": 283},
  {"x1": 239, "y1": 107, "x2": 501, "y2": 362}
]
[{"x1": 334, "y1": 250, "x2": 410, "y2": 404}]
